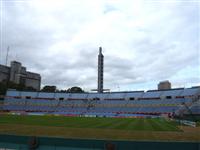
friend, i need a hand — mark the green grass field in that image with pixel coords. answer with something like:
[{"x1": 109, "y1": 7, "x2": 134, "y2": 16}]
[
  {"x1": 0, "y1": 114, "x2": 199, "y2": 141},
  {"x1": 0, "y1": 115, "x2": 179, "y2": 131}
]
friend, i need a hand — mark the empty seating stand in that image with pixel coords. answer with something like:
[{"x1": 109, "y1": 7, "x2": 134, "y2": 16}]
[{"x1": 3, "y1": 87, "x2": 200, "y2": 117}]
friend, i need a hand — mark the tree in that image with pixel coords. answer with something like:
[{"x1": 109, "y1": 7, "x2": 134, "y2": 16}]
[
  {"x1": 66, "y1": 86, "x2": 84, "y2": 93},
  {"x1": 25, "y1": 86, "x2": 37, "y2": 92},
  {"x1": 0, "y1": 80, "x2": 37, "y2": 96},
  {"x1": 0, "y1": 82, "x2": 7, "y2": 95},
  {"x1": 41, "y1": 85, "x2": 57, "y2": 92}
]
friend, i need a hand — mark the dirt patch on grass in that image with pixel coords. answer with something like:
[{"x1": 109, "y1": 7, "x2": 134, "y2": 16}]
[{"x1": 178, "y1": 125, "x2": 200, "y2": 139}]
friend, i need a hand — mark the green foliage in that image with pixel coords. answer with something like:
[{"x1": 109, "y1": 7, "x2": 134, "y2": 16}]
[
  {"x1": 197, "y1": 121, "x2": 200, "y2": 127},
  {"x1": 41, "y1": 86, "x2": 57, "y2": 92},
  {"x1": 66, "y1": 86, "x2": 84, "y2": 93},
  {"x1": 0, "y1": 80, "x2": 37, "y2": 96},
  {"x1": 174, "y1": 114, "x2": 200, "y2": 122},
  {"x1": 0, "y1": 82, "x2": 7, "y2": 95}
]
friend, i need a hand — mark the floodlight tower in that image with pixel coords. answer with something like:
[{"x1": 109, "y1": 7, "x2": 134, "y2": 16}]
[{"x1": 97, "y1": 47, "x2": 104, "y2": 93}]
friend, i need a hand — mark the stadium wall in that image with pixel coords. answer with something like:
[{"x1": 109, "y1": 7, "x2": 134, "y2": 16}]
[{"x1": 0, "y1": 134, "x2": 199, "y2": 150}]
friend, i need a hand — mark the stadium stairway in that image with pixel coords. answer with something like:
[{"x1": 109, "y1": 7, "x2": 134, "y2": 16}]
[{"x1": 175, "y1": 91, "x2": 200, "y2": 116}]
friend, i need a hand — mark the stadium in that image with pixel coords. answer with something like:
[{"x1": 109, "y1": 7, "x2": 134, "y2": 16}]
[
  {"x1": 0, "y1": 0, "x2": 199, "y2": 148},
  {"x1": 0, "y1": 86, "x2": 200, "y2": 149},
  {"x1": 0, "y1": 48, "x2": 199, "y2": 150},
  {"x1": 3, "y1": 86, "x2": 200, "y2": 118}
]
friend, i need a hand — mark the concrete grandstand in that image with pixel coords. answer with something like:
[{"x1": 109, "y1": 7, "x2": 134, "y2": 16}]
[{"x1": 3, "y1": 86, "x2": 200, "y2": 118}]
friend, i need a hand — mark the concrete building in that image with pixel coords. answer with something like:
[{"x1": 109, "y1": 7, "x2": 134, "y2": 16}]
[
  {"x1": 97, "y1": 47, "x2": 104, "y2": 93},
  {"x1": 0, "y1": 61, "x2": 41, "y2": 90},
  {"x1": 158, "y1": 80, "x2": 171, "y2": 90}
]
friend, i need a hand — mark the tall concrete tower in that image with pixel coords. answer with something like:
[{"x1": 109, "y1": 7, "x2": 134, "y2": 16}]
[{"x1": 97, "y1": 47, "x2": 104, "y2": 93}]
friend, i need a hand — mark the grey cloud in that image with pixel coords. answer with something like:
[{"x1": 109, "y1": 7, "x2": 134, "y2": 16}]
[{"x1": 1, "y1": 0, "x2": 199, "y2": 91}]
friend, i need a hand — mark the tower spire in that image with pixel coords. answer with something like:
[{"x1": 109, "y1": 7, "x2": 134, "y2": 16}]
[
  {"x1": 97, "y1": 47, "x2": 104, "y2": 93},
  {"x1": 99, "y1": 46, "x2": 102, "y2": 54},
  {"x1": 6, "y1": 46, "x2": 9, "y2": 66}
]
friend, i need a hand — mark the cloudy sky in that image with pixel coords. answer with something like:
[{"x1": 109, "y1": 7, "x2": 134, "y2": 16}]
[{"x1": 0, "y1": 0, "x2": 199, "y2": 91}]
